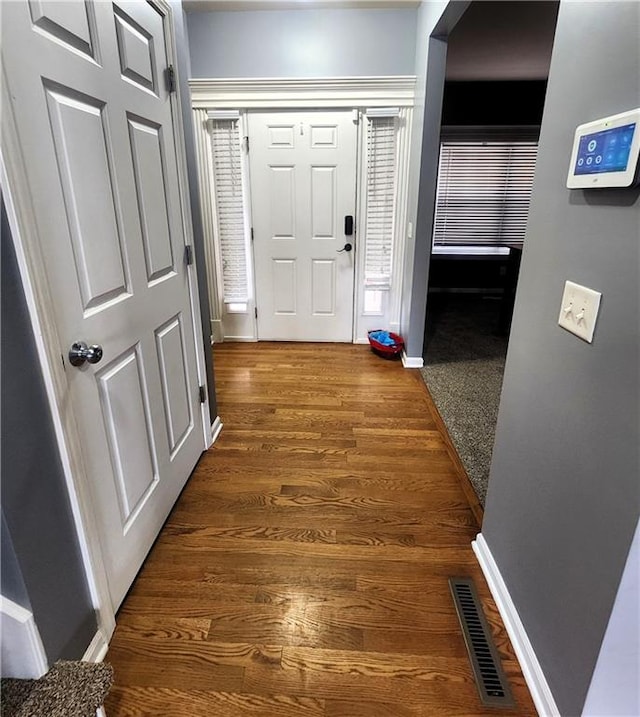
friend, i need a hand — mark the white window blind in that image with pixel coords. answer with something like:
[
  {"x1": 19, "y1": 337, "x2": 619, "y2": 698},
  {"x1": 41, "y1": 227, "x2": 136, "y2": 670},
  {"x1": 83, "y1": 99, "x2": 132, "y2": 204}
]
[
  {"x1": 208, "y1": 118, "x2": 249, "y2": 303},
  {"x1": 433, "y1": 142, "x2": 538, "y2": 247},
  {"x1": 364, "y1": 115, "x2": 398, "y2": 288}
]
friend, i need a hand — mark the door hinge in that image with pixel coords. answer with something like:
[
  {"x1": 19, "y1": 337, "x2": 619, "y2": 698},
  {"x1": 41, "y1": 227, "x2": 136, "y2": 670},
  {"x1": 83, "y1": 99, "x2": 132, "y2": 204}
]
[
  {"x1": 250, "y1": 227, "x2": 254, "y2": 242},
  {"x1": 254, "y1": 307, "x2": 258, "y2": 319},
  {"x1": 184, "y1": 245, "x2": 193, "y2": 266},
  {"x1": 199, "y1": 385, "x2": 206, "y2": 404},
  {"x1": 244, "y1": 135, "x2": 250, "y2": 152},
  {"x1": 166, "y1": 65, "x2": 176, "y2": 93}
]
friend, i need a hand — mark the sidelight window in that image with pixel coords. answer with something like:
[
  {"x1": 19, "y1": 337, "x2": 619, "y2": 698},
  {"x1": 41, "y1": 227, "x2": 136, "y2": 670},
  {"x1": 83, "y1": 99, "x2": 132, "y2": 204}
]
[
  {"x1": 363, "y1": 110, "x2": 400, "y2": 290},
  {"x1": 208, "y1": 112, "x2": 250, "y2": 305}
]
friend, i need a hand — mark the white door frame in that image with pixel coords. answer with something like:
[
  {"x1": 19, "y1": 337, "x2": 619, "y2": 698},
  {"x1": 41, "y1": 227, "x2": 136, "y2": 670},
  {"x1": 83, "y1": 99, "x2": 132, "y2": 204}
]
[
  {"x1": 190, "y1": 76, "x2": 416, "y2": 344},
  {"x1": 1, "y1": 0, "x2": 210, "y2": 654}
]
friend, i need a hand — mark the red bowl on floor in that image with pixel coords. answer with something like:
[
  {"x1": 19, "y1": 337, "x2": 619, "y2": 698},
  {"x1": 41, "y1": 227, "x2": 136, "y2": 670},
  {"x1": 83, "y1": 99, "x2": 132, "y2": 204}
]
[{"x1": 368, "y1": 330, "x2": 404, "y2": 359}]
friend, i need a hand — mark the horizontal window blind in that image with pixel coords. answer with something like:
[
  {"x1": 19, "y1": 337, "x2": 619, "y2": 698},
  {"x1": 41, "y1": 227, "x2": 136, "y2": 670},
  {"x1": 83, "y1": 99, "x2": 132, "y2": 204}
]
[
  {"x1": 433, "y1": 142, "x2": 538, "y2": 247},
  {"x1": 364, "y1": 116, "x2": 397, "y2": 288},
  {"x1": 209, "y1": 118, "x2": 249, "y2": 303}
]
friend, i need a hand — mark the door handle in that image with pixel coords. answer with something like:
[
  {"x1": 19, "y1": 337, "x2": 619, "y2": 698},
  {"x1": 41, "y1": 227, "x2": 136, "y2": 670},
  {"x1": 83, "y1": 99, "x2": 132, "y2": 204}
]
[
  {"x1": 337, "y1": 243, "x2": 353, "y2": 253},
  {"x1": 69, "y1": 341, "x2": 103, "y2": 367},
  {"x1": 344, "y1": 215, "x2": 354, "y2": 236}
]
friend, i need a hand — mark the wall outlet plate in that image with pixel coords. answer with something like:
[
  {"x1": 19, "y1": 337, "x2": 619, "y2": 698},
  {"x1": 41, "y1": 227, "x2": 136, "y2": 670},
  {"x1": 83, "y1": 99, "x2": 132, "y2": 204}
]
[{"x1": 558, "y1": 280, "x2": 602, "y2": 343}]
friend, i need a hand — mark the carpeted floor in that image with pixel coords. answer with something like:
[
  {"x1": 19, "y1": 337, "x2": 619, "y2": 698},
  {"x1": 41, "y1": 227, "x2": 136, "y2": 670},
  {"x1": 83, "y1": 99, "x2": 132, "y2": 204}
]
[
  {"x1": 420, "y1": 293, "x2": 509, "y2": 506},
  {"x1": 1, "y1": 661, "x2": 113, "y2": 717}
]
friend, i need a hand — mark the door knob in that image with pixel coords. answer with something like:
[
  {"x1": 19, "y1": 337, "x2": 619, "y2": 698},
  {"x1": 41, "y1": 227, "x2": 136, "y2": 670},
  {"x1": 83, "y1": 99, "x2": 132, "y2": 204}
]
[
  {"x1": 69, "y1": 341, "x2": 103, "y2": 367},
  {"x1": 337, "y1": 243, "x2": 353, "y2": 253}
]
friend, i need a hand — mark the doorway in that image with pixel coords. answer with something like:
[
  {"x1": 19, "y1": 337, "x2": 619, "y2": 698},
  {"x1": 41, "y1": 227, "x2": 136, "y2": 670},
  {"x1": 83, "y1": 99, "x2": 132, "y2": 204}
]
[
  {"x1": 191, "y1": 80, "x2": 415, "y2": 347},
  {"x1": 420, "y1": 1, "x2": 560, "y2": 506}
]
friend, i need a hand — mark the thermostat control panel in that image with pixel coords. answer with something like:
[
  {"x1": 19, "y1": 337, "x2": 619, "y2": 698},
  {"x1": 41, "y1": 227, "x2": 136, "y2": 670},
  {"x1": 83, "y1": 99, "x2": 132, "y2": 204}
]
[{"x1": 567, "y1": 108, "x2": 640, "y2": 189}]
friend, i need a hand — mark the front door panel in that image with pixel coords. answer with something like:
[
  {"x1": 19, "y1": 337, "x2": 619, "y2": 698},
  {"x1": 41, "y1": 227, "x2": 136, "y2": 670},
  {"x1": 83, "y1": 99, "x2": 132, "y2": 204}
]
[{"x1": 249, "y1": 111, "x2": 357, "y2": 342}]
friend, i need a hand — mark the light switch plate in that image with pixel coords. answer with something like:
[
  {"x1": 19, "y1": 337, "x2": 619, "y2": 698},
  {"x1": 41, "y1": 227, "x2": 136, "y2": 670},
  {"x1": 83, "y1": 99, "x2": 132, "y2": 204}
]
[{"x1": 558, "y1": 280, "x2": 602, "y2": 343}]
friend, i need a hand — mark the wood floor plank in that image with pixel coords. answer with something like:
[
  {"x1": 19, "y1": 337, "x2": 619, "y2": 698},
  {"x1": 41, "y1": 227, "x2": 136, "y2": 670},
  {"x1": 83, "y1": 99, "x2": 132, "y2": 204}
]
[
  {"x1": 105, "y1": 645, "x2": 244, "y2": 691},
  {"x1": 252, "y1": 585, "x2": 462, "y2": 618},
  {"x1": 124, "y1": 578, "x2": 261, "y2": 603},
  {"x1": 281, "y1": 645, "x2": 471, "y2": 683},
  {"x1": 105, "y1": 343, "x2": 536, "y2": 716},
  {"x1": 325, "y1": 699, "x2": 422, "y2": 717},
  {"x1": 163, "y1": 523, "x2": 338, "y2": 545},
  {"x1": 242, "y1": 658, "x2": 478, "y2": 704},
  {"x1": 324, "y1": 700, "x2": 529, "y2": 717},
  {"x1": 107, "y1": 687, "x2": 324, "y2": 717},
  {"x1": 362, "y1": 627, "x2": 468, "y2": 658},
  {"x1": 112, "y1": 616, "x2": 212, "y2": 641}
]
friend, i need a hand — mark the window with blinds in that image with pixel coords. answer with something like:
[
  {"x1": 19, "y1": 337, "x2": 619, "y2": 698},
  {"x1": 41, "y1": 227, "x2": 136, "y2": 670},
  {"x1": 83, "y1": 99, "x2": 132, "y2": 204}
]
[
  {"x1": 208, "y1": 117, "x2": 249, "y2": 304},
  {"x1": 433, "y1": 142, "x2": 538, "y2": 247},
  {"x1": 364, "y1": 115, "x2": 398, "y2": 289}
]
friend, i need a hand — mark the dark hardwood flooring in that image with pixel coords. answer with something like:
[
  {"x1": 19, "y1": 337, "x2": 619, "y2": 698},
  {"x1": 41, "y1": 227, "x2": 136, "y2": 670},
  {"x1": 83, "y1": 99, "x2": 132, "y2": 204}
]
[{"x1": 105, "y1": 343, "x2": 536, "y2": 716}]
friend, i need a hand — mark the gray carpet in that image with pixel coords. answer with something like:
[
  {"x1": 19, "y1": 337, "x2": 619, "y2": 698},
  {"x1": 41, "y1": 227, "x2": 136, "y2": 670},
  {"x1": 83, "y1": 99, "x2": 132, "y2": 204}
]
[
  {"x1": 1, "y1": 661, "x2": 113, "y2": 717},
  {"x1": 420, "y1": 294, "x2": 508, "y2": 506}
]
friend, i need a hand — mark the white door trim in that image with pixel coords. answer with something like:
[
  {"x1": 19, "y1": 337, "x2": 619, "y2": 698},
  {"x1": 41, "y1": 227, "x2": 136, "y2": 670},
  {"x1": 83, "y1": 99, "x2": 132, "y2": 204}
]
[
  {"x1": 193, "y1": 108, "x2": 225, "y2": 343},
  {"x1": 158, "y1": 0, "x2": 212, "y2": 448},
  {"x1": 191, "y1": 77, "x2": 415, "y2": 344},
  {"x1": 1, "y1": 0, "x2": 209, "y2": 646}
]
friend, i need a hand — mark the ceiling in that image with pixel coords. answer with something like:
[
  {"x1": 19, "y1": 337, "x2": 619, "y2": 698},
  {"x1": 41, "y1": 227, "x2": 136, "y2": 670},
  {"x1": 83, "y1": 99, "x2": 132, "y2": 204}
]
[
  {"x1": 183, "y1": 1, "x2": 419, "y2": 10},
  {"x1": 446, "y1": 1, "x2": 559, "y2": 81}
]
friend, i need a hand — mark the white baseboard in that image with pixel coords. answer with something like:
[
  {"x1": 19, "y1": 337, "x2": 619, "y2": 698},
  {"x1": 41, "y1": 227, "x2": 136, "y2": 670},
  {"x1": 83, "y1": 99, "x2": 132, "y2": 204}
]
[
  {"x1": 0, "y1": 596, "x2": 48, "y2": 678},
  {"x1": 210, "y1": 416, "x2": 223, "y2": 445},
  {"x1": 472, "y1": 533, "x2": 560, "y2": 717},
  {"x1": 82, "y1": 628, "x2": 109, "y2": 663},
  {"x1": 401, "y1": 350, "x2": 424, "y2": 368}
]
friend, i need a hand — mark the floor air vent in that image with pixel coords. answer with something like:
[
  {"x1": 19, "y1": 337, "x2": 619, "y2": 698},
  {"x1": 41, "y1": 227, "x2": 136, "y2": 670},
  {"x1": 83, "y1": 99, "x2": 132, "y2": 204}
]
[{"x1": 449, "y1": 577, "x2": 515, "y2": 708}]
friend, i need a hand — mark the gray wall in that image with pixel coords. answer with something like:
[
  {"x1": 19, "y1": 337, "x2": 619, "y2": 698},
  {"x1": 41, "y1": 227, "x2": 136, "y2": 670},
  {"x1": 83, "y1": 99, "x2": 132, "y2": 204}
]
[
  {"x1": 172, "y1": 1, "x2": 217, "y2": 422},
  {"x1": 482, "y1": 3, "x2": 640, "y2": 715},
  {"x1": 1, "y1": 511, "x2": 30, "y2": 609},
  {"x1": 1, "y1": 196, "x2": 97, "y2": 663},
  {"x1": 186, "y1": 8, "x2": 417, "y2": 78}
]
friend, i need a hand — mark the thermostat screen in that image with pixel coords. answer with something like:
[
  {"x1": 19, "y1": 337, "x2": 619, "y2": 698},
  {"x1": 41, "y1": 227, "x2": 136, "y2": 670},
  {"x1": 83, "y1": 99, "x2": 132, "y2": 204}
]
[{"x1": 574, "y1": 123, "x2": 636, "y2": 174}]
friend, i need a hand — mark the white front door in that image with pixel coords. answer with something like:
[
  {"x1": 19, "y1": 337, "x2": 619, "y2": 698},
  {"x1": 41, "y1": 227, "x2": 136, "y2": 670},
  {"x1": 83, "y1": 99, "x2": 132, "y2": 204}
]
[
  {"x1": 248, "y1": 111, "x2": 357, "y2": 341},
  {"x1": 2, "y1": 0, "x2": 205, "y2": 609}
]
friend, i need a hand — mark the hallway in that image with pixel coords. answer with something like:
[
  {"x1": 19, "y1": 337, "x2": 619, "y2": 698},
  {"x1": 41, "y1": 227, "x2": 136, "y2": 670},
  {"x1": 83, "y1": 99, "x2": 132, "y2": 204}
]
[{"x1": 104, "y1": 343, "x2": 535, "y2": 716}]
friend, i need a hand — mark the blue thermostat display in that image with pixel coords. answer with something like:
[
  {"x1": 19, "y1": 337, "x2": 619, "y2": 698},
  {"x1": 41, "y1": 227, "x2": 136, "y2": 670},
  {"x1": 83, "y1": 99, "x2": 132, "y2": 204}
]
[
  {"x1": 574, "y1": 123, "x2": 636, "y2": 175},
  {"x1": 567, "y1": 108, "x2": 640, "y2": 188}
]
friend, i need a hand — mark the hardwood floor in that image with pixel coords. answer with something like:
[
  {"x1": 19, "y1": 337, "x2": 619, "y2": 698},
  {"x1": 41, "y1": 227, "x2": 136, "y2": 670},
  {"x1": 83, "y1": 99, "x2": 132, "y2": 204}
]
[{"x1": 105, "y1": 343, "x2": 536, "y2": 717}]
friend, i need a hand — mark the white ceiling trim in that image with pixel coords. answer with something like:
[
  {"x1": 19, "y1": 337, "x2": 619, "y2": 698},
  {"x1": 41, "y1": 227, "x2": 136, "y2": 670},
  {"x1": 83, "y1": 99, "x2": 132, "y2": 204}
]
[{"x1": 189, "y1": 76, "x2": 417, "y2": 109}]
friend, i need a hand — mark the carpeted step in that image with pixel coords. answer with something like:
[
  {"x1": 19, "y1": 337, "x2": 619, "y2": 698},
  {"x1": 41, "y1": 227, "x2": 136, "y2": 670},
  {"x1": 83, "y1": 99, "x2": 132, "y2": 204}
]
[{"x1": 1, "y1": 660, "x2": 113, "y2": 717}]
